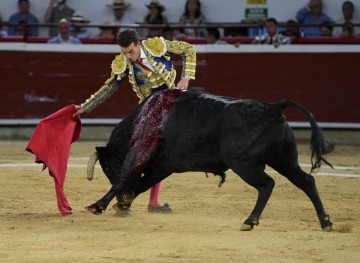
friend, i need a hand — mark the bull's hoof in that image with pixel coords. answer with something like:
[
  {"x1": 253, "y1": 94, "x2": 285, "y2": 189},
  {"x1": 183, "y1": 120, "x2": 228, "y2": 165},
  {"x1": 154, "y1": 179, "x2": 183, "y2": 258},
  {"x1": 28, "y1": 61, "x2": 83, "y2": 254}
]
[
  {"x1": 320, "y1": 215, "x2": 333, "y2": 232},
  {"x1": 115, "y1": 210, "x2": 132, "y2": 217},
  {"x1": 112, "y1": 202, "x2": 122, "y2": 212},
  {"x1": 322, "y1": 225, "x2": 333, "y2": 232},
  {"x1": 240, "y1": 224, "x2": 253, "y2": 231},
  {"x1": 240, "y1": 218, "x2": 259, "y2": 231},
  {"x1": 85, "y1": 204, "x2": 104, "y2": 215},
  {"x1": 112, "y1": 203, "x2": 132, "y2": 217}
]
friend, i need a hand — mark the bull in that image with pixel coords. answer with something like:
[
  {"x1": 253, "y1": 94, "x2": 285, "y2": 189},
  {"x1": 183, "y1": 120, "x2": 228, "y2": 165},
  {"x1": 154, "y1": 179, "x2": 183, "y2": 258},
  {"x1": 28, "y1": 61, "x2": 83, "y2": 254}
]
[{"x1": 86, "y1": 90, "x2": 335, "y2": 231}]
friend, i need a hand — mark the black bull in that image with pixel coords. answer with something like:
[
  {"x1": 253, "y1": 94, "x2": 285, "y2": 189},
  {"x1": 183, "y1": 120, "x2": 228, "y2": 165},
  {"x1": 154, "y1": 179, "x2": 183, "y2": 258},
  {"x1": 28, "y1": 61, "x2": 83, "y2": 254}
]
[{"x1": 86, "y1": 90, "x2": 335, "y2": 231}]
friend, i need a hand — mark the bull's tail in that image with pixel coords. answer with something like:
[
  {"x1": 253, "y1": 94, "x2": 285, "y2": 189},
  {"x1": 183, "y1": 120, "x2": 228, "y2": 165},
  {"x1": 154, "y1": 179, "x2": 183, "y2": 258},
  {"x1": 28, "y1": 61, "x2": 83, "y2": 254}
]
[{"x1": 278, "y1": 100, "x2": 335, "y2": 173}]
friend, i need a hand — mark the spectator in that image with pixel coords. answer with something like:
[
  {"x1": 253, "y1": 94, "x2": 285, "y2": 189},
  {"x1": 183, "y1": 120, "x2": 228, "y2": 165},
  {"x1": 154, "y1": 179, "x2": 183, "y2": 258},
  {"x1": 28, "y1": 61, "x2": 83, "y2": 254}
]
[
  {"x1": 341, "y1": 22, "x2": 358, "y2": 37},
  {"x1": 253, "y1": 18, "x2": 291, "y2": 46},
  {"x1": 0, "y1": 14, "x2": 9, "y2": 37},
  {"x1": 205, "y1": 27, "x2": 227, "y2": 44},
  {"x1": 146, "y1": 18, "x2": 163, "y2": 38},
  {"x1": 15, "y1": 20, "x2": 28, "y2": 36},
  {"x1": 143, "y1": 1, "x2": 167, "y2": 38},
  {"x1": 320, "y1": 21, "x2": 333, "y2": 36},
  {"x1": 144, "y1": 0, "x2": 168, "y2": 24},
  {"x1": 332, "y1": 1, "x2": 360, "y2": 37},
  {"x1": 172, "y1": 28, "x2": 187, "y2": 39},
  {"x1": 69, "y1": 11, "x2": 91, "y2": 39},
  {"x1": 161, "y1": 26, "x2": 176, "y2": 40},
  {"x1": 280, "y1": 20, "x2": 300, "y2": 37},
  {"x1": 105, "y1": 0, "x2": 134, "y2": 33},
  {"x1": 296, "y1": 0, "x2": 332, "y2": 36},
  {"x1": 44, "y1": 0, "x2": 75, "y2": 36},
  {"x1": 7, "y1": 0, "x2": 39, "y2": 36},
  {"x1": 179, "y1": 0, "x2": 206, "y2": 37},
  {"x1": 95, "y1": 19, "x2": 116, "y2": 39},
  {"x1": 161, "y1": 25, "x2": 185, "y2": 40},
  {"x1": 47, "y1": 18, "x2": 81, "y2": 44}
]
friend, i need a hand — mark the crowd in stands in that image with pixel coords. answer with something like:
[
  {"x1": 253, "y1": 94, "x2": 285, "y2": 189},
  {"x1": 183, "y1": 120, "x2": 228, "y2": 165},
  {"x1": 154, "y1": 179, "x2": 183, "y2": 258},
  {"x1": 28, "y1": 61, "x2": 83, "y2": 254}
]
[
  {"x1": 47, "y1": 18, "x2": 81, "y2": 44},
  {"x1": 0, "y1": 0, "x2": 360, "y2": 45},
  {"x1": 44, "y1": 0, "x2": 75, "y2": 36},
  {"x1": 0, "y1": 14, "x2": 7, "y2": 37},
  {"x1": 6, "y1": 0, "x2": 38, "y2": 36}
]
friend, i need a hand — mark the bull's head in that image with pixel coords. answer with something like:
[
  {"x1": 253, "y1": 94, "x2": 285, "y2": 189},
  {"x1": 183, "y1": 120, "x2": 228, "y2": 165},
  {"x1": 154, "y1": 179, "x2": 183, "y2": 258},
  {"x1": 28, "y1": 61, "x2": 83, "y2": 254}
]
[{"x1": 86, "y1": 147, "x2": 124, "y2": 185}]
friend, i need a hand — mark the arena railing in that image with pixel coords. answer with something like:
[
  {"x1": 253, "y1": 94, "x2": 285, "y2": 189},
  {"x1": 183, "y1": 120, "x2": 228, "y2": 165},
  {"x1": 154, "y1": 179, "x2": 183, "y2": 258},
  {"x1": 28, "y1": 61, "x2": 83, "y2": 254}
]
[{"x1": 1, "y1": 22, "x2": 360, "y2": 44}]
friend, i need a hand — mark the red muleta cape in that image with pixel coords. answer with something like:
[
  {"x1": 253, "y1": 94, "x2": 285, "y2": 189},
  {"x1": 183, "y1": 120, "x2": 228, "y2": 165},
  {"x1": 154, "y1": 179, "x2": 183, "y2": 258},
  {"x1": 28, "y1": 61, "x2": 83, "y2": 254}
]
[{"x1": 26, "y1": 105, "x2": 81, "y2": 216}]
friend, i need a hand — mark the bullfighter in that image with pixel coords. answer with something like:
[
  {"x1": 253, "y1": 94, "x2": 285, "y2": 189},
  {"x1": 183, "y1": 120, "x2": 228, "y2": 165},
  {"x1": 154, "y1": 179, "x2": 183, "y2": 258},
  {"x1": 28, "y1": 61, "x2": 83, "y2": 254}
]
[{"x1": 73, "y1": 29, "x2": 196, "y2": 214}]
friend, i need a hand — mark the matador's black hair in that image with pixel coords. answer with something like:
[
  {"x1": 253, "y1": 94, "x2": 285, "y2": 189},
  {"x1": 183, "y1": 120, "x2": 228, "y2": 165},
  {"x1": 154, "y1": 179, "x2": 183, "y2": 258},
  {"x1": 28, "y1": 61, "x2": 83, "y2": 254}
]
[{"x1": 117, "y1": 29, "x2": 139, "y2": 47}]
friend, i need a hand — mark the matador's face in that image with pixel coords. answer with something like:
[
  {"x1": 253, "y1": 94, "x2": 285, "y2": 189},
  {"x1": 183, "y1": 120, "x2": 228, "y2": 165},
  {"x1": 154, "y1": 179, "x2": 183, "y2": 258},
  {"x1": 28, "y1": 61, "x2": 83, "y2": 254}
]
[{"x1": 121, "y1": 41, "x2": 141, "y2": 63}]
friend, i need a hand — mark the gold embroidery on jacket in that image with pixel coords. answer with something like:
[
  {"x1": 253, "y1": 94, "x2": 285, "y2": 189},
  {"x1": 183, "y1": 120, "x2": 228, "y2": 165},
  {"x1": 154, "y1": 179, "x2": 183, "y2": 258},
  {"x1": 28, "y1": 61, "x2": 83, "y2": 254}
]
[
  {"x1": 111, "y1": 54, "x2": 127, "y2": 76},
  {"x1": 82, "y1": 37, "x2": 196, "y2": 109},
  {"x1": 142, "y1": 37, "x2": 166, "y2": 57}
]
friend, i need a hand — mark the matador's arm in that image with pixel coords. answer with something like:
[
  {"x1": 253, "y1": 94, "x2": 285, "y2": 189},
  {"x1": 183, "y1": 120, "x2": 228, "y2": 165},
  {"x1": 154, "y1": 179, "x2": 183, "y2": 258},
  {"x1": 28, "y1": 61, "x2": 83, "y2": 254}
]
[
  {"x1": 80, "y1": 72, "x2": 124, "y2": 113},
  {"x1": 164, "y1": 39, "x2": 196, "y2": 80}
]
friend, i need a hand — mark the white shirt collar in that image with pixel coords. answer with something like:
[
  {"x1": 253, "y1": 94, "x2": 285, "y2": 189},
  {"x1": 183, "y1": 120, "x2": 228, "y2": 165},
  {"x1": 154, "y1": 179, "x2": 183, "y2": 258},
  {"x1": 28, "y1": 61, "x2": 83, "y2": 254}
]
[
  {"x1": 137, "y1": 46, "x2": 155, "y2": 72},
  {"x1": 140, "y1": 46, "x2": 147, "y2": 59}
]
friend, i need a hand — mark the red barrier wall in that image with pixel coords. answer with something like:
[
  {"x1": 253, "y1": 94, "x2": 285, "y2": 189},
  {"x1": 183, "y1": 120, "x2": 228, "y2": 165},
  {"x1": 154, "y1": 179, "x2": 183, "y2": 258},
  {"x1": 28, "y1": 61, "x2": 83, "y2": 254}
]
[{"x1": 0, "y1": 45, "x2": 359, "y2": 123}]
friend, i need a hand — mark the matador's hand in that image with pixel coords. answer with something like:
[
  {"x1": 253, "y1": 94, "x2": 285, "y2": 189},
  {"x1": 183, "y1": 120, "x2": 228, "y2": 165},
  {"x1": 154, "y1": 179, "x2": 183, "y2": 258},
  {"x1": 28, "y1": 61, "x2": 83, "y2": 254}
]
[
  {"x1": 73, "y1": 105, "x2": 85, "y2": 118},
  {"x1": 177, "y1": 78, "x2": 189, "y2": 90}
]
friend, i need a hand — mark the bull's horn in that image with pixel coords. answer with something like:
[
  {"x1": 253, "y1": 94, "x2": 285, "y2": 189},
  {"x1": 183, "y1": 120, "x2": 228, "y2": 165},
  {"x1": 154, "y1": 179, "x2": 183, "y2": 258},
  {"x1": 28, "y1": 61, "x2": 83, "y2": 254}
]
[{"x1": 87, "y1": 152, "x2": 98, "y2": 181}]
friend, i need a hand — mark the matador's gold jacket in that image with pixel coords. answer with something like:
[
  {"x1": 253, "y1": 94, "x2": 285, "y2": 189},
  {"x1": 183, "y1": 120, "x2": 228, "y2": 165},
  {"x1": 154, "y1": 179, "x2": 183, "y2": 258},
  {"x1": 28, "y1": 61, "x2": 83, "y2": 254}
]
[{"x1": 81, "y1": 36, "x2": 196, "y2": 112}]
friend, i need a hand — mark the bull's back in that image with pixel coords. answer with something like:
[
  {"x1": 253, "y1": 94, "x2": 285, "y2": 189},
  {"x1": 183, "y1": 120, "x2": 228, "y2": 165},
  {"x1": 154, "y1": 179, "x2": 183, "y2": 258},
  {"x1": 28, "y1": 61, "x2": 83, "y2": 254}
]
[
  {"x1": 162, "y1": 91, "x2": 287, "y2": 170},
  {"x1": 220, "y1": 100, "x2": 288, "y2": 159},
  {"x1": 164, "y1": 91, "x2": 237, "y2": 141}
]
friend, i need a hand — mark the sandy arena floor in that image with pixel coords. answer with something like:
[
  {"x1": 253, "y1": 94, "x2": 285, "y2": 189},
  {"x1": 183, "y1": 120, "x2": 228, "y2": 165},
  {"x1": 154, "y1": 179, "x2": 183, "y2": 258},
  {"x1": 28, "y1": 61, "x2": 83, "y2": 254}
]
[{"x1": 0, "y1": 140, "x2": 359, "y2": 263}]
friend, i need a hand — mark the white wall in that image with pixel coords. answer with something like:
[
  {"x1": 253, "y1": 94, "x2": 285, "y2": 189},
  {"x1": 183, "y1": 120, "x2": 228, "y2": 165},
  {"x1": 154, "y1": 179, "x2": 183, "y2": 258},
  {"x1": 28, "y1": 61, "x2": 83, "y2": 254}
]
[{"x1": 1, "y1": 0, "x2": 359, "y2": 36}]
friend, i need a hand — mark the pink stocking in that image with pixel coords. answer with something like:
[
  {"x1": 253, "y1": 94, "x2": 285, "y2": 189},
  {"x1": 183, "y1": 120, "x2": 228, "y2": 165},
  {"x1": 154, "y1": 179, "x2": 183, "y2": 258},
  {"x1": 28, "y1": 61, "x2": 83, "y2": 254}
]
[{"x1": 149, "y1": 182, "x2": 162, "y2": 208}]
